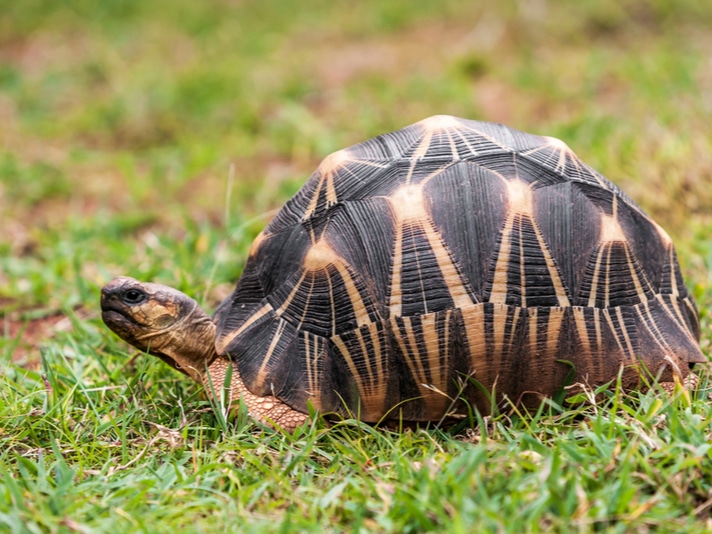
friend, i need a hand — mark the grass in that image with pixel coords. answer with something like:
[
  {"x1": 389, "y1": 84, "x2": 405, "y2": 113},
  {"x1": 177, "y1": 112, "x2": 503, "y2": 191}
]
[{"x1": 1, "y1": 0, "x2": 712, "y2": 531}]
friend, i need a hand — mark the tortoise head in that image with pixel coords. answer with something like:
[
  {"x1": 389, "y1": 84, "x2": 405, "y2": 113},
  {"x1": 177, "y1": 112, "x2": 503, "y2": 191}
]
[{"x1": 101, "y1": 276, "x2": 217, "y2": 382}]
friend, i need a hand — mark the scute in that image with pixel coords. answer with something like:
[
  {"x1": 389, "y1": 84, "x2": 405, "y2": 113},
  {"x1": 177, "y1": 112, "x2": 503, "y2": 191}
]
[{"x1": 215, "y1": 116, "x2": 704, "y2": 422}]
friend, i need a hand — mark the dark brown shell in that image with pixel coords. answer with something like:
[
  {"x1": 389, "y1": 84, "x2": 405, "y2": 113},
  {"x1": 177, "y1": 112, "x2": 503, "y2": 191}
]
[{"x1": 214, "y1": 115, "x2": 703, "y2": 421}]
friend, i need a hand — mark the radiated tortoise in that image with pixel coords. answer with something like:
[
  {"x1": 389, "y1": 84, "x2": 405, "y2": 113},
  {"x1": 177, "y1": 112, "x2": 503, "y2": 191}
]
[{"x1": 101, "y1": 115, "x2": 705, "y2": 430}]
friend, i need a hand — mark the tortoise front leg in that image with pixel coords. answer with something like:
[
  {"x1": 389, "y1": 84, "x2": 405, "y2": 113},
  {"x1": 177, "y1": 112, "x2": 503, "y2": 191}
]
[{"x1": 205, "y1": 357, "x2": 309, "y2": 431}]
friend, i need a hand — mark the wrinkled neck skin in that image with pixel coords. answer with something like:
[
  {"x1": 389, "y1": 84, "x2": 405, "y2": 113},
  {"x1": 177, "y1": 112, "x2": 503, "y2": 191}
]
[{"x1": 139, "y1": 303, "x2": 218, "y2": 383}]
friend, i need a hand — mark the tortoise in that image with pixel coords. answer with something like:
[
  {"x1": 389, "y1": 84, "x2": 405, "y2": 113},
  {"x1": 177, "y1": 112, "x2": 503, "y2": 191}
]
[{"x1": 101, "y1": 115, "x2": 705, "y2": 430}]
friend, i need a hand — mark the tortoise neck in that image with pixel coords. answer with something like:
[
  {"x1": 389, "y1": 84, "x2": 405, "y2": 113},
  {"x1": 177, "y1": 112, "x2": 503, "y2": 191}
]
[{"x1": 145, "y1": 304, "x2": 218, "y2": 383}]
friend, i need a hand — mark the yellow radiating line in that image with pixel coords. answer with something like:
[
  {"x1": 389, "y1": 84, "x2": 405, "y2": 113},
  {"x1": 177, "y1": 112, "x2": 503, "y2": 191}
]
[
  {"x1": 304, "y1": 155, "x2": 392, "y2": 220},
  {"x1": 332, "y1": 336, "x2": 378, "y2": 418},
  {"x1": 301, "y1": 239, "x2": 374, "y2": 331},
  {"x1": 306, "y1": 332, "x2": 324, "y2": 406},
  {"x1": 492, "y1": 304, "x2": 507, "y2": 359},
  {"x1": 683, "y1": 298, "x2": 697, "y2": 327},
  {"x1": 409, "y1": 225, "x2": 428, "y2": 314},
  {"x1": 303, "y1": 330, "x2": 318, "y2": 397},
  {"x1": 655, "y1": 294, "x2": 685, "y2": 332},
  {"x1": 253, "y1": 319, "x2": 287, "y2": 390},
  {"x1": 340, "y1": 159, "x2": 390, "y2": 172},
  {"x1": 568, "y1": 152, "x2": 590, "y2": 182},
  {"x1": 303, "y1": 332, "x2": 323, "y2": 406},
  {"x1": 546, "y1": 308, "x2": 565, "y2": 356},
  {"x1": 421, "y1": 313, "x2": 443, "y2": 387},
  {"x1": 520, "y1": 141, "x2": 569, "y2": 174},
  {"x1": 389, "y1": 221, "x2": 405, "y2": 316},
  {"x1": 367, "y1": 321, "x2": 385, "y2": 386},
  {"x1": 460, "y1": 124, "x2": 509, "y2": 150},
  {"x1": 520, "y1": 144, "x2": 554, "y2": 162},
  {"x1": 682, "y1": 299, "x2": 705, "y2": 351},
  {"x1": 421, "y1": 219, "x2": 476, "y2": 308},
  {"x1": 623, "y1": 245, "x2": 648, "y2": 304},
  {"x1": 520, "y1": 145, "x2": 543, "y2": 156},
  {"x1": 637, "y1": 302, "x2": 673, "y2": 355},
  {"x1": 522, "y1": 140, "x2": 608, "y2": 187},
  {"x1": 657, "y1": 292, "x2": 690, "y2": 338},
  {"x1": 615, "y1": 307, "x2": 636, "y2": 360},
  {"x1": 594, "y1": 174, "x2": 607, "y2": 187},
  {"x1": 573, "y1": 307, "x2": 592, "y2": 356},
  {"x1": 420, "y1": 312, "x2": 448, "y2": 413},
  {"x1": 453, "y1": 128, "x2": 478, "y2": 157},
  {"x1": 332, "y1": 261, "x2": 374, "y2": 328},
  {"x1": 277, "y1": 270, "x2": 309, "y2": 315},
  {"x1": 587, "y1": 245, "x2": 606, "y2": 308},
  {"x1": 668, "y1": 246, "x2": 679, "y2": 297},
  {"x1": 507, "y1": 306, "x2": 521, "y2": 355},
  {"x1": 530, "y1": 217, "x2": 571, "y2": 307},
  {"x1": 490, "y1": 215, "x2": 515, "y2": 305},
  {"x1": 393, "y1": 314, "x2": 447, "y2": 414},
  {"x1": 656, "y1": 294, "x2": 697, "y2": 354},
  {"x1": 310, "y1": 337, "x2": 324, "y2": 410},
  {"x1": 554, "y1": 145, "x2": 567, "y2": 173},
  {"x1": 304, "y1": 174, "x2": 326, "y2": 219},
  {"x1": 593, "y1": 308, "x2": 602, "y2": 354},
  {"x1": 561, "y1": 142, "x2": 580, "y2": 177},
  {"x1": 585, "y1": 159, "x2": 607, "y2": 188},
  {"x1": 325, "y1": 172, "x2": 337, "y2": 208},
  {"x1": 602, "y1": 309, "x2": 628, "y2": 360},
  {"x1": 389, "y1": 177, "x2": 475, "y2": 310},
  {"x1": 461, "y1": 304, "x2": 488, "y2": 378},
  {"x1": 216, "y1": 302, "x2": 273, "y2": 354},
  {"x1": 296, "y1": 272, "x2": 315, "y2": 330},
  {"x1": 303, "y1": 150, "x2": 354, "y2": 218},
  {"x1": 401, "y1": 317, "x2": 428, "y2": 387},
  {"x1": 528, "y1": 306, "x2": 539, "y2": 354},
  {"x1": 304, "y1": 331, "x2": 312, "y2": 393},
  {"x1": 444, "y1": 128, "x2": 459, "y2": 160},
  {"x1": 604, "y1": 245, "x2": 612, "y2": 308},
  {"x1": 406, "y1": 130, "x2": 434, "y2": 184},
  {"x1": 420, "y1": 163, "x2": 455, "y2": 186},
  {"x1": 247, "y1": 230, "x2": 267, "y2": 258},
  {"x1": 392, "y1": 317, "x2": 428, "y2": 403},
  {"x1": 442, "y1": 309, "x2": 452, "y2": 385},
  {"x1": 331, "y1": 336, "x2": 364, "y2": 392},
  {"x1": 669, "y1": 296, "x2": 687, "y2": 330},
  {"x1": 353, "y1": 328, "x2": 374, "y2": 387}
]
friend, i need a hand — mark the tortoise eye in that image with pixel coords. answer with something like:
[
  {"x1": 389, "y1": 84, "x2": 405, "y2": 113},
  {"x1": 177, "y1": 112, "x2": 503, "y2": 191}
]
[{"x1": 122, "y1": 288, "x2": 147, "y2": 305}]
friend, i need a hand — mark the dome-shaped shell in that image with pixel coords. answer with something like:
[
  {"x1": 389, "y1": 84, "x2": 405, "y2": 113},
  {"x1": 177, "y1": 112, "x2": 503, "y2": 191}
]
[{"x1": 214, "y1": 116, "x2": 703, "y2": 421}]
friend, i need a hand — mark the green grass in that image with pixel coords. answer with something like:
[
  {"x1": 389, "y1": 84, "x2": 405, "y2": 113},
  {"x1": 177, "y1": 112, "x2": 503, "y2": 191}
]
[{"x1": 2, "y1": 0, "x2": 712, "y2": 531}]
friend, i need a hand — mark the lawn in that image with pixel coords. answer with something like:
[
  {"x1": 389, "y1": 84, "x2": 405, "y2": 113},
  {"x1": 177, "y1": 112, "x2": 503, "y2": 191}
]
[{"x1": 2, "y1": 0, "x2": 712, "y2": 532}]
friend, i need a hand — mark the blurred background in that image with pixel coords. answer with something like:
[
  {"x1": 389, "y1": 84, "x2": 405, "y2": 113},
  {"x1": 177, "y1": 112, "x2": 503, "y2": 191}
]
[{"x1": 2, "y1": 0, "x2": 711, "y2": 365}]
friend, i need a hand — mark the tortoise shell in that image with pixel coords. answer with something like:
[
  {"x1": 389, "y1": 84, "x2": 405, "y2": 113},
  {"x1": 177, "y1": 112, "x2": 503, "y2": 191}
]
[{"x1": 214, "y1": 115, "x2": 703, "y2": 422}]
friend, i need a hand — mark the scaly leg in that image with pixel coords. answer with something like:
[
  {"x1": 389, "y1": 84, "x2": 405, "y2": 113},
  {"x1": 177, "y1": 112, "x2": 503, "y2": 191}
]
[{"x1": 205, "y1": 357, "x2": 308, "y2": 431}]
